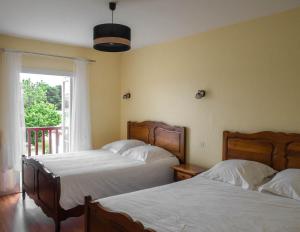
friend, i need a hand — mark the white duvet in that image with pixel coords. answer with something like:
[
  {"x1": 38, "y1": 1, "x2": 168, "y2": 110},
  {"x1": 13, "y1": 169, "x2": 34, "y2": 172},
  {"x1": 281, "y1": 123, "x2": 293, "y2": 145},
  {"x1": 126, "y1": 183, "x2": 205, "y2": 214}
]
[
  {"x1": 98, "y1": 176, "x2": 300, "y2": 232},
  {"x1": 33, "y1": 149, "x2": 178, "y2": 210}
]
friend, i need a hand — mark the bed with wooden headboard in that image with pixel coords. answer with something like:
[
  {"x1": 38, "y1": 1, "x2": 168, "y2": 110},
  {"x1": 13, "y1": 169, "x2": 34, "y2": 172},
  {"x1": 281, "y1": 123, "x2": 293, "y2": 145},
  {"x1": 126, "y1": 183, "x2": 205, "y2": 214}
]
[
  {"x1": 22, "y1": 120, "x2": 186, "y2": 232},
  {"x1": 223, "y1": 131, "x2": 300, "y2": 170},
  {"x1": 84, "y1": 130, "x2": 300, "y2": 232},
  {"x1": 127, "y1": 121, "x2": 186, "y2": 163}
]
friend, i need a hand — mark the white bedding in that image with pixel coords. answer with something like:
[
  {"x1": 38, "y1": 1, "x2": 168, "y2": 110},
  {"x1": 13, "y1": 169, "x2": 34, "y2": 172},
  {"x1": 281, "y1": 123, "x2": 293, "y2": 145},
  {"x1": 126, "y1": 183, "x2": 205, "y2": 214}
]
[
  {"x1": 98, "y1": 176, "x2": 300, "y2": 232},
  {"x1": 33, "y1": 149, "x2": 178, "y2": 210}
]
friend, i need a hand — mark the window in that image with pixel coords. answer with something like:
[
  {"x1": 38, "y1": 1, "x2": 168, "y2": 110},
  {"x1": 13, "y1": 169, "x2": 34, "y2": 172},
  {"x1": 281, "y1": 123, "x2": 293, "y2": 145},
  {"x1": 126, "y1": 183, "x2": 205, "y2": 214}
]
[{"x1": 20, "y1": 72, "x2": 71, "y2": 155}]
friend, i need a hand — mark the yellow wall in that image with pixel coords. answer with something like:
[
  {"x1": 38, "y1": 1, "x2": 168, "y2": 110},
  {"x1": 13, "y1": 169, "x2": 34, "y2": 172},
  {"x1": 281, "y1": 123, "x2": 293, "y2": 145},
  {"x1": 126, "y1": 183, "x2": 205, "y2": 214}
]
[
  {"x1": 1, "y1": 7, "x2": 300, "y2": 167},
  {"x1": 0, "y1": 35, "x2": 121, "y2": 148},
  {"x1": 120, "y1": 7, "x2": 300, "y2": 167}
]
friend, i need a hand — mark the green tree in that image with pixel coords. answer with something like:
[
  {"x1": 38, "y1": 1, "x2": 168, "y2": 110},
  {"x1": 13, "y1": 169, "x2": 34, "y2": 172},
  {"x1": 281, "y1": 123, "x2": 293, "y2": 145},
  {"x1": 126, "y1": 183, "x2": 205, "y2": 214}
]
[
  {"x1": 46, "y1": 85, "x2": 62, "y2": 111},
  {"x1": 22, "y1": 79, "x2": 47, "y2": 108},
  {"x1": 24, "y1": 102, "x2": 61, "y2": 127},
  {"x1": 23, "y1": 80, "x2": 62, "y2": 111}
]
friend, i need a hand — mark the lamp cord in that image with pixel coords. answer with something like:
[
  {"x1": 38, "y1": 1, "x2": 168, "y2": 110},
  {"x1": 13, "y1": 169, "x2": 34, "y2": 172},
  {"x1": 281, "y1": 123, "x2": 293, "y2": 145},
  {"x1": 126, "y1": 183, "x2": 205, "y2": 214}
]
[{"x1": 109, "y1": 1, "x2": 116, "y2": 24}]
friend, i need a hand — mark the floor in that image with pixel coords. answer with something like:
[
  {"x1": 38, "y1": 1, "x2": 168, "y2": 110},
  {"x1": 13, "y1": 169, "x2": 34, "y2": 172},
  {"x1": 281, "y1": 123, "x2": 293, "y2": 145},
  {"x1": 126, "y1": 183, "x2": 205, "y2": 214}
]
[{"x1": 0, "y1": 193, "x2": 83, "y2": 232}]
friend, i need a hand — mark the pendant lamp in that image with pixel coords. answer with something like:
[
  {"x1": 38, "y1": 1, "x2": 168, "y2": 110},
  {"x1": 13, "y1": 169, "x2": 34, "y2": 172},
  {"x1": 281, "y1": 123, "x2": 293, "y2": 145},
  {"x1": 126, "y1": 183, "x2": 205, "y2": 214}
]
[{"x1": 93, "y1": 1, "x2": 131, "y2": 52}]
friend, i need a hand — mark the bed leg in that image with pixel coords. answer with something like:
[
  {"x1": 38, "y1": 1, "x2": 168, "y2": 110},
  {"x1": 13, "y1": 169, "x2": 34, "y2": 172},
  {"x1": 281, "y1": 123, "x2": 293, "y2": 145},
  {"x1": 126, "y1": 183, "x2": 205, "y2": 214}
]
[
  {"x1": 84, "y1": 196, "x2": 92, "y2": 232},
  {"x1": 22, "y1": 189, "x2": 26, "y2": 200},
  {"x1": 55, "y1": 220, "x2": 61, "y2": 232}
]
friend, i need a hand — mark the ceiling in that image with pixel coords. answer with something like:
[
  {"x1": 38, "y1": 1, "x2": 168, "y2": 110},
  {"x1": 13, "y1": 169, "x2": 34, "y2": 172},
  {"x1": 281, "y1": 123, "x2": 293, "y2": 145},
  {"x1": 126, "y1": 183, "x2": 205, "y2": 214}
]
[{"x1": 0, "y1": 0, "x2": 300, "y2": 49}]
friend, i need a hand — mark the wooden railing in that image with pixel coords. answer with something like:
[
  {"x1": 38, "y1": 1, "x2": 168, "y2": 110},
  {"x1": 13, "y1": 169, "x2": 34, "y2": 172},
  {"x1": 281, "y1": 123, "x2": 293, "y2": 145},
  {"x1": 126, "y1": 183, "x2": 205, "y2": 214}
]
[{"x1": 26, "y1": 126, "x2": 62, "y2": 156}]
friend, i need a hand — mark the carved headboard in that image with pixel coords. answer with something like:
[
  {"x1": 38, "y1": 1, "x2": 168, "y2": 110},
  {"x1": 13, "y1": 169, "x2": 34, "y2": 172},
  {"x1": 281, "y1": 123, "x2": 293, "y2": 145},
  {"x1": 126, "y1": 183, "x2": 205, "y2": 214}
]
[
  {"x1": 127, "y1": 121, "x2": 186, "y2": 163},
  {"x1": 223, "y1": 131, "x2": 300, "y2": 171}
]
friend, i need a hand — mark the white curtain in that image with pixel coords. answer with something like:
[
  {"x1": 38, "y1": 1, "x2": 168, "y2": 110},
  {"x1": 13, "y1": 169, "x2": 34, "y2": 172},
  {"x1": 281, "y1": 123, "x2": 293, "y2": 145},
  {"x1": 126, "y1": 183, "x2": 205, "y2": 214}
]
[
  {"x1": 0, "y1": 51, "x2": 25, "y2": 195},
  {"x1": 70, "y1": 60, "x2": 92, "y2": 152}
]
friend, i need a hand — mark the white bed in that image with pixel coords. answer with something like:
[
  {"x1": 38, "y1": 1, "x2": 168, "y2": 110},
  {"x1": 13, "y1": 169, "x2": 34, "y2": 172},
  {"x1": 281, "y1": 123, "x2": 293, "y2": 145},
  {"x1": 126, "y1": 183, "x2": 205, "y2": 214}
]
[
  {"x1": 22, "y1": 121, "x2": 186, "y2": 231},
  {"x1": 85, "y1": 131, "x2": 300, "y2": 232},
  {"x1": 97, "y1": 175, "x2": 300, "y2": 232},
  {"x1": 33, "y1": 148, "x2": 178, "y2": 210}
]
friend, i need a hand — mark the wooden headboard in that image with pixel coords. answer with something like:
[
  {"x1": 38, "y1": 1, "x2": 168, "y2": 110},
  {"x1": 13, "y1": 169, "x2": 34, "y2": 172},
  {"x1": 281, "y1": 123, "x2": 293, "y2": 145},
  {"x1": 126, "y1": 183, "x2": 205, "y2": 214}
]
[
  {"x1": 127, "y1": 121, "x2": 186, "y2": 163},
  {"x1": 223, "y1": 131, "x2": 300, "y2": 171}
]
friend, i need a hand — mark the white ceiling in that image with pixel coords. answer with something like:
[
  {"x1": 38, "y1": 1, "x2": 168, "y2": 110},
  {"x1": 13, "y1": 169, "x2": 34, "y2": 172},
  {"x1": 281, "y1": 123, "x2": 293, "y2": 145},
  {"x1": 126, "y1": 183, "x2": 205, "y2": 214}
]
[{"x1": 0, "y1": 0, "x2": 300, "y2": 49}]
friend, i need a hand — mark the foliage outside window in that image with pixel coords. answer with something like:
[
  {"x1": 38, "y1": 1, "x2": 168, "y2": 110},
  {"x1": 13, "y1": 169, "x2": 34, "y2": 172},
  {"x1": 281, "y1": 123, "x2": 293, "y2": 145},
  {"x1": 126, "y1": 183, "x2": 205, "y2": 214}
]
[{"x1": 22, "y1": 79, "x2": 62, "y2": 144}]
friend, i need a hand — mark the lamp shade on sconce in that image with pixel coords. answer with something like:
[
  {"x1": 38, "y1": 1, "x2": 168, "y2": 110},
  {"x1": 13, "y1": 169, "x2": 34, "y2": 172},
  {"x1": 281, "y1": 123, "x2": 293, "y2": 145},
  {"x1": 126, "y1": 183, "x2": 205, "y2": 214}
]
[
  {"x1": 195, "y1": 90, "x2": 206, "y2": 99},
  {"x1": 93, "y1": 23, "x2": 131, "y2": 52},
  {"x1": 123, "y1": 93, "x2": 131, "y2": 99}
]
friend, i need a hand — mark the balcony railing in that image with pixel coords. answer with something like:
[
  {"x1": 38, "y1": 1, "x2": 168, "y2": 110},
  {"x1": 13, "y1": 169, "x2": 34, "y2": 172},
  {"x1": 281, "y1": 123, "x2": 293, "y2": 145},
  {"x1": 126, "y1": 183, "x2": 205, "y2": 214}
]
[{"x1": 26, "y1": 126, "x2": 62, "y2": 156}]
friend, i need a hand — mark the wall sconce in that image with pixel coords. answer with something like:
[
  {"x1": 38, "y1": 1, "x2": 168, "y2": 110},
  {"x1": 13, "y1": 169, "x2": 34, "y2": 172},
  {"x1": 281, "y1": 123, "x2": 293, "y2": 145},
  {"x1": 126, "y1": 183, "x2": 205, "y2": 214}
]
[
  {"x1": 123, "y1": 92, "x2": 131, "y2": 100},
  {"x1": 195, "y1": 90, "x2": 206, "y2": 99}
]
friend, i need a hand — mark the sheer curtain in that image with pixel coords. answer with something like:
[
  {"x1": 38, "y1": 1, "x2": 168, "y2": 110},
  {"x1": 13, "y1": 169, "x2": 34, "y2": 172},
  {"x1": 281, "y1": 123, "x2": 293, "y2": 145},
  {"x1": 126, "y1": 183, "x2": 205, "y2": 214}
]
[
  {"x1": 0, "y1": 51, "x2": 25, "y2": 195},
  {"x1": 70, "y1": 60, "x2": 92, "y2": 152}
]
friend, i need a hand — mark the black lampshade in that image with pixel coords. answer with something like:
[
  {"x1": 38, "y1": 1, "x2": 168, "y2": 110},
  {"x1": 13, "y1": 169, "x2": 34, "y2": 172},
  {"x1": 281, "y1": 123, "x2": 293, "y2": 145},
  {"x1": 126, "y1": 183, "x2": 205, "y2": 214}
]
[{"x1": 93, "y1": 23, "x2": 131, "y2": 52}]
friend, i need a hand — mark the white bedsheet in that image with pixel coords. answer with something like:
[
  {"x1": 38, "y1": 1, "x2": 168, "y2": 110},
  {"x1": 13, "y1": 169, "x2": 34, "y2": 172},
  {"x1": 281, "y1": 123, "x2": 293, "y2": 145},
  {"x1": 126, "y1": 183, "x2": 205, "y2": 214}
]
[
  {"x1": 98, "y1": 176, "x2": 300, "y2": 232},
  {"x1": 33, "y1": 149, "x2": 178, "y2": 210}
]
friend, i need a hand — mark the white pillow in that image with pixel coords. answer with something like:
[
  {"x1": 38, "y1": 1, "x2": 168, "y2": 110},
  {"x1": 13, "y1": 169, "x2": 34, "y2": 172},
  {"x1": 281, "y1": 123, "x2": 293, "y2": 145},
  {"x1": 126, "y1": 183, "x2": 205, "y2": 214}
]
[
  {"x1": 200, "y1": 159, "x2": 277, "y2": 190},
  {"x1": 102, "y1": 139, "x2": 145, "y2": 154},
  {"x1": 259, "y1": 169, "x2": 300, "y2": 201},
  {"x1": 121, "y1": 145, "x2": 174, "y2": 162}
]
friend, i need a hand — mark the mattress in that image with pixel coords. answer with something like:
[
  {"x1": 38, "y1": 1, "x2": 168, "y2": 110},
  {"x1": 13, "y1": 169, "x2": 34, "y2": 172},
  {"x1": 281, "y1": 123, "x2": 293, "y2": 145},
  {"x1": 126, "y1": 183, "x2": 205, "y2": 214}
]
[
  {"x1": 33, "y1": 149, "x2": 178, "y2": 210},
  {"x1": 98, "y1": 175, "x2": 300, "y2": 232}
]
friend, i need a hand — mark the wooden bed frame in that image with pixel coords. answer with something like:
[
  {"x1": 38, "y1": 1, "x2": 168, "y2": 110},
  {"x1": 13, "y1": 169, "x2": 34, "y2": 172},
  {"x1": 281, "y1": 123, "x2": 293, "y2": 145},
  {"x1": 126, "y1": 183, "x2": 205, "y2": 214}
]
[
  {"x1": 84, "y1": 130, "x2": 300, "y2": 232},
  {"x1": 22, "y1": 121, "x2": 186, "y2": 232}
]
